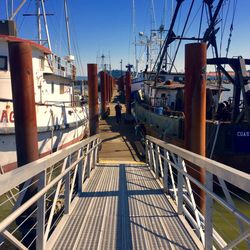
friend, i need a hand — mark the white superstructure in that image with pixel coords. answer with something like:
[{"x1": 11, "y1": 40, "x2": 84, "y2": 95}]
[{"x1": 0, "y1": 2, "x2": 88, "y2": 172}]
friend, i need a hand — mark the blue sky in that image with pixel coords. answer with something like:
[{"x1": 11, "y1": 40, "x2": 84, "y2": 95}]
[{"x1": 2, "y1": 0, "x2": 250, "y2": 75}]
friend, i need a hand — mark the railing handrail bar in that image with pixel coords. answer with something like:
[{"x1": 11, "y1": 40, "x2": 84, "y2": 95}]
[
  {"x1": 0, "y1": 139, "x2": 101, "y2": 234},
  {"x1": 146, "y1": 135, "x2": 250, "y2": 192},
  {"x1": 156, "y1": 151, "x2": 250, "y2": 226},
  {"x1": 0, "y1": 135, "x2": 99, "y2": 196}
]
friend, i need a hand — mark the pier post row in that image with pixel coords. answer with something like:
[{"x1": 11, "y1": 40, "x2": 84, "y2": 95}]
[
  {"x1": 100, "y1": 71, "x2": 107, "y2": 117},
  {"x1": 184, "y1": 42, "x2": 207, "y2": 212},
  {"x1": 125, "y1": 71, "x2": 131, "y2": 114},
  {"x1": 8, "y1": 42, "x2": 39, "y2": 167},
  {"x1": 88, "y1": 64, "x2": 99, "y2": 135}
]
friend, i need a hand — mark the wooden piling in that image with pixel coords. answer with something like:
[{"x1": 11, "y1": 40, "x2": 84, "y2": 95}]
[
  {"x1": 9, "y1": 42, "x2": 39, "y2": 166},
  {"x1": 105, "y1": 72, "x2": 109, "y2": 104},
  {"x1": 8, "y1": 41, "x2": 39, "y2": 247},
  {"x1": 100, "y1": 71, "x2": 107, "y2": 117},
  {"x1": 88, "y1": 64, "x2": 99, "y2": 135},
  {"x1": 184, "y1": 42, "x2": 206, "y2": 212},
  {"x1": 125, "y1": 71, "x2": 131, "y2": 114}
]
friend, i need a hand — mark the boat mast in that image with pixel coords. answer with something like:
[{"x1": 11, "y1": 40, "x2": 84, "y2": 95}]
[
  {"x1": 10, "y1": 0, "x2": 26, "y2": 20},
  {"x1": 64, "y1": 0, "x2": 72, "y2": 56},
  {"x1": 132, "y1": 0, "x2": 138, "y2": 74},
  {"x1": 40, "y1": 0, "x2": 51, "y2": 51},
  {"x1": 37, "y1": 0, "x2": 42, "y2": 45}
]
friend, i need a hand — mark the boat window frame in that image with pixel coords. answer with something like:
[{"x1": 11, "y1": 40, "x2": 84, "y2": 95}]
[{"x1": 0, "y1": 56, "x2": 8, "y2": 71}]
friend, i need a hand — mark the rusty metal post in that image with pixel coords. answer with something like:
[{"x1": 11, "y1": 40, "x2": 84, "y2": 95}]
[
  {"x1": 100, "y1": 71, "x2": 107, "y2": 117},
  {"x1": 184, "y1": 42, "x2": 206, "y2": 212},
  {"x1": 9, "y1": 42, "x2": 39, "y2": 166},
  {"x1": 88, "y1": 64, "x2": 99, "y2": 135},
  {"x1": 125, "y1": 71, "x2": 131, "y2": 114}
]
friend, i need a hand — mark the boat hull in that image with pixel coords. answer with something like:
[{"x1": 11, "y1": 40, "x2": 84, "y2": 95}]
[
  {"x1": 0, "y1": 123, "x2": 87, "y2": 173},
  {"x1": 133, "y1": 102, "x2": 250, "y2": 173}
]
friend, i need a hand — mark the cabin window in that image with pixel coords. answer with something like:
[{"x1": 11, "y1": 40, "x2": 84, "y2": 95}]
[
  {"x1": 0, "y1": 56, "x2": 7, "y2": 71},
  {"x1": 51, "y1": 82, "x2": 54, "y2": 94}
]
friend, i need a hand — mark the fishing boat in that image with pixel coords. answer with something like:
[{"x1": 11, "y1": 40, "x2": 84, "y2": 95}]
[
  {"x1": 132, "y1": 0, "x2": 250, "y2": 173},
  {"x1": 0, "y1": 1, "x2": 88, "y2": 173}
]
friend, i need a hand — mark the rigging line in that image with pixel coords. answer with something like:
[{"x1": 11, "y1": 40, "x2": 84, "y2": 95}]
[
  {"x1": 198, "y1": 2, "x2": 205, "y2": 39},
  {"x1": 169, "y1": 0, "x2": 195, "y2": 73},
  {"x1": 150, "y1": 0, "x2": 156, "y2": 30},
  {"x1": 73, "y1": 40, "x2": 83, "y2": 76},
  {"x1": 219, "y1": 0, "x2": 230, "y2": 57},
  {"x1": 161, "y1": 0, "x2": 167, "y2": 27},
  {"x1": 17, "y1": 0, "x2": 32, "y2": 33},
  {"x1": 185, "y1": 3, "x2": 202, "y2": 36},
  {"x1": 225, "y1": 0, "x2": 237, "y2": 57},
  {"x1": 67, "y1": 5, "x2": 84, "y2": 76},
  {"x1": 155, "y1": 0, "x2": 184, "y2": 76},
  {"x1": 205, "y1": 4, "x2": 217, "y2": 81}
]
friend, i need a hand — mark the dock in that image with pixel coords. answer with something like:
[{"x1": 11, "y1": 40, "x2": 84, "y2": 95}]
[
  {"x1": 52, "y1": 95, "x2": 200, "y2": 249},
  {"x1": 98, "y1": 92, "x2": 142, "y2": 163},
  {"x1": 0, "y1": 91, "x2": 249, "y2": 250}
]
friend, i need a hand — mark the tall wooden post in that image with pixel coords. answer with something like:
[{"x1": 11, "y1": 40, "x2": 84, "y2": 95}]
[
  {"x1": 100, "y1": 71, "x2": 107, "y2": 117},
  {"x1": 9, "y1": 42, "x2": 39, "y2": 167},
  {"x1": 105, "y1": 72, "x2": 109, "y2": 104},
  {"x1": 184, "y1": 42, "x2": 206, "y2": 212},
  {"x1": 9, "y1": 41, "x2": 39, "y2": 247},
  {"x1": 88, "y1": 64, "x2": 99, "y2": 135},
  {"x1": 109, "y1": 75, "x2": 112, "y2": 101},
  {"x1": 125, "y1": 71, "x2": 131, "y2": 114}
]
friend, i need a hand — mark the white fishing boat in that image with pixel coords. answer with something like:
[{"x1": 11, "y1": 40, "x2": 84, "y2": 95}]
[{"x1": 0, "y1": 1, "x2": 88, "y2": 172}]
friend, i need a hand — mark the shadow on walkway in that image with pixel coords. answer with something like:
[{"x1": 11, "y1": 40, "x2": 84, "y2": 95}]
[{"x1": 99, "y1": 90, "x2": 144, "y2": 163}]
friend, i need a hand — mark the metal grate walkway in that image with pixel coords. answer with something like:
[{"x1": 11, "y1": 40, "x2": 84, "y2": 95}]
[{"x1": 53, "y1": 164, "x2": 200, "y2": 250}]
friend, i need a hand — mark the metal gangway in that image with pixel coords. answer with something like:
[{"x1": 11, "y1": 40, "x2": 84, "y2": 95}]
[{"x1": 0, "y1": 135, "x2": 249, "y2": 249}]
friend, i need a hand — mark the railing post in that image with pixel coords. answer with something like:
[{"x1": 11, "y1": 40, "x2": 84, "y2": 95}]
[
  {"x1": 145, "y1": 139, "x2": 149, "y2": 164},
  {"x1": 149, "y1": 141, "x2": 153, "y2": 170},
  {"x1": 177, "y1": 156, "x2": 184, "y2": 215},
  {"x1": 205, "y1": 171, "x2": 213, "y2": 250},
  {"x1": 94, "y1": 139, "x2": 99, "y2": 168},
  {"x1": 90, "y1": 141, "x2": 95, "y2": 171},
  {"x1": 65, "y1": 156, "x2": 71, "y2": 214},
  {"x1": 151, "y1": 142, "x2": 156, "y2": 173},
  {"x1": 87, "y1": 142, "x2": 92, "y2": 178},
  {"x1": 37, "y1": 171, "x2": 46, "y2": 250},
  {"x1": 78, "y1": 148, "x2": 84, "y2": 193},
  {"x1": 155, "y1": 145, "x2": 160, "y2": 179},
  {"x1": 163, "y1": 149, "x2": 168, "y2": 193}
]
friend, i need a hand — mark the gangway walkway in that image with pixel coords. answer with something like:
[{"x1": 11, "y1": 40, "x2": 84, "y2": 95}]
[
  {"x1": 0, "y1": 91, "x2": 249, "y2": 250},
  {"x1": 52, "y1": 163, "x2": 200, "y2": 249}
]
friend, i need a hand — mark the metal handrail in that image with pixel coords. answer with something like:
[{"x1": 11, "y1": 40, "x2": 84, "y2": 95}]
[
  {"x1": 146, "y1": 135, "x2": 250, "y2": 192},
  {"x1": 0, "y1": 135, "x2": 99, "y2": 196},
  {"x1": 145, "y1": 135, "x2": 250, "y2": 250},
  {"x1": 0, "y1": 134, "x2": 101, "y2": 249}
]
